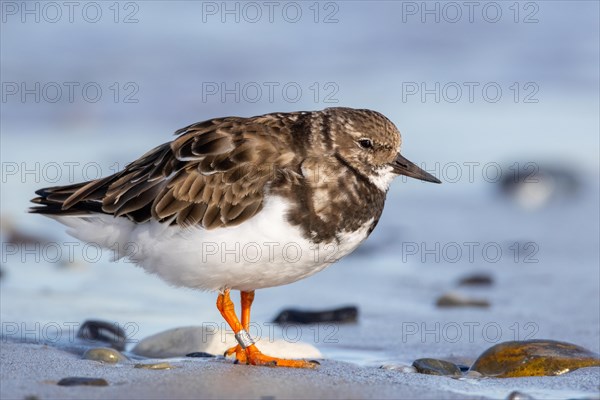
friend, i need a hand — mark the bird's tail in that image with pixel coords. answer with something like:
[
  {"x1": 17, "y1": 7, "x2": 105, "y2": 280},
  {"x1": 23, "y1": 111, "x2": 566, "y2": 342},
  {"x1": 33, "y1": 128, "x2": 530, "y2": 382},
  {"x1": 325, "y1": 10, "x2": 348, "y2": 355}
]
[{"x1": 29, "y1": 177, "x2": 113, "y2": 216}]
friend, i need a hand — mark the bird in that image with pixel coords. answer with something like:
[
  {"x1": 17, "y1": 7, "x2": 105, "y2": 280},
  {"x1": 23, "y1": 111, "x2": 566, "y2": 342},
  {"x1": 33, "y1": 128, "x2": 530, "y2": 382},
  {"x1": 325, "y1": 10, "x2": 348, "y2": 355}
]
[{"x1": 30, "y1": 107, "x2": 441, "y2": 368}]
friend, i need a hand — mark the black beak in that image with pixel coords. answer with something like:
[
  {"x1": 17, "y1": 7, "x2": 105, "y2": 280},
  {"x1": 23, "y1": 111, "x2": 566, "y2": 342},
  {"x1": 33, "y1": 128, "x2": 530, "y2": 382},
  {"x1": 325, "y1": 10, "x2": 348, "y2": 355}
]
[{"x1": 391, "y1": 154, "x2": 441, "y2": 183}]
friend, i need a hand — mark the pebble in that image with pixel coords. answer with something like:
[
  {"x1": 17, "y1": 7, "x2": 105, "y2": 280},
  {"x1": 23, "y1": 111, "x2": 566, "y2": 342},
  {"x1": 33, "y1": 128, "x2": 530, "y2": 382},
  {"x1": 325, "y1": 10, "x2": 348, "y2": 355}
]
[
  {"x1": 134, "y1": 362, "x2": 173, "y2": 370},
  {"x1": 186, "y1": 352, "x2": 216, "y2": 358},
  {"x1": 456, "y1": 364, "x2": 470, "y2": 372},
  {"x1": 499, "y1": 164, "x2": 580, "y2": 209},
  {"x1": 83, "y1": 347, "x2": 125, "y2": 364},
  {"x1": 57, "y1": 377, "x2": 108, "y2": 386},
  {"x1": 412, "y1": 358, "x2": 462, "y2": 377},
  {"x1": 5, "y1": 227, "x2": 50, "y2": 246},
  {"x1": 272, "y1": 306, "x2": 358, "y2": 324},
  {"x1": 132, "y1": 326, "x2": 322, "y2": 359},
  {"x1": 436, "y1": 292, "x2": 490, "y2": 308},
  {"x1": 464, "y1": 370, "x2": 483, "y2": 378},
  {"x1": 506, "y1": 391, "x2": 536, "y2": 400},
  {"x1": 470, "y1": 339, "x2": 600, "y2": 378},
  {"x1": 457, "y1": 273, "x2": 494, "y2": 286},
  {"x1": 77, "y1": 320, "x2": 127, "y2": 351},
  {"x1": 380, "y1": 364, "x2": 417, "y2": 373}
]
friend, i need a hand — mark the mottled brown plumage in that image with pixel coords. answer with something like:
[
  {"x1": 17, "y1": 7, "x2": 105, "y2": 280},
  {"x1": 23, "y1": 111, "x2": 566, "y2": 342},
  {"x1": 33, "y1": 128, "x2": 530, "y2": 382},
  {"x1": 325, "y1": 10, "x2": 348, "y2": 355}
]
[
  {"x1": 30, "y1": 107, "x2": 441, "y2": 369},
  {"x1": 31, "y1": 107, "x2": 439, "y2": 243}
]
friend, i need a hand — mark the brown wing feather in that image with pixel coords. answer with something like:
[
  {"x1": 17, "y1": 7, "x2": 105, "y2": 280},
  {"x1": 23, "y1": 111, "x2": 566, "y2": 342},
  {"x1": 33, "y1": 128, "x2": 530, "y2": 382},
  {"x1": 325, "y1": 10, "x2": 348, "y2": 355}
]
[{"x1": 34, "y1": 115, "x2": 300, "y2": 230}]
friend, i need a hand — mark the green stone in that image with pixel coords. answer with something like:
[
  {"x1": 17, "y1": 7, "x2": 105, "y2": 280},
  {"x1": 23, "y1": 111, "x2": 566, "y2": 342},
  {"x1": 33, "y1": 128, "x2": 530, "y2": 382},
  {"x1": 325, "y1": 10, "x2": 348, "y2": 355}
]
[
  {"x1": 57, "y1": 377, "x2": 108, "y2": 386},
  {"x1": 470, "y1": 340, "x2": 600, "y2": 378},
  {"x1": 83, "y1": 347, "x2": 125, "y2": 364},
  {"x1": 436, "y1": 293, "x2": 490, "y2": 308},
  {"x1": 412, "y1": 358, "x2": 462, "y2": 377},
  {"x1": 134, "y1": 362, "x2": 173, "y2": 370}
]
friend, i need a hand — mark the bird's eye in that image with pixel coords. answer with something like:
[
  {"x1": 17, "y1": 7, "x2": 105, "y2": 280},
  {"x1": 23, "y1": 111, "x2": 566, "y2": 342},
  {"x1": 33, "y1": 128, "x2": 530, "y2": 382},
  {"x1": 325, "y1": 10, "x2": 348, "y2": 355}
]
[{"x1": 358, "y1": 139, "x2": 373, "y2": 149}]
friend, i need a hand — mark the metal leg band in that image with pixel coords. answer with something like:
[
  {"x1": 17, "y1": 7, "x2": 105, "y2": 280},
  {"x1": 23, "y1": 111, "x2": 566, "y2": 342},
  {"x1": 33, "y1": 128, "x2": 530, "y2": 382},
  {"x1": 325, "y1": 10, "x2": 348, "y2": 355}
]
[{"x1": 235, "y1": 329, "x2": 255, "y2": 349}]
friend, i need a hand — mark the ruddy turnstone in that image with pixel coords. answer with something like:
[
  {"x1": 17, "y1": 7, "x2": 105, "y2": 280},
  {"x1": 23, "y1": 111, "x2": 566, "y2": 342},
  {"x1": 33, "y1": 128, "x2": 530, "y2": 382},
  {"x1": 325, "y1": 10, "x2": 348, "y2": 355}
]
[{"x1": 31, "y1": 107, "x2": 440, "y2": 368}]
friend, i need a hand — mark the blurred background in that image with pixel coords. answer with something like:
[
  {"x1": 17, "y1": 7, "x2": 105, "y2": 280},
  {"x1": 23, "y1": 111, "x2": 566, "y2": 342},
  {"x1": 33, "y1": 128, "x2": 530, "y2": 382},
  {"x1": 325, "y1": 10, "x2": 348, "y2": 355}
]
[{"x1": 1, "y1": 1, "x2": 598, "y2": 365}]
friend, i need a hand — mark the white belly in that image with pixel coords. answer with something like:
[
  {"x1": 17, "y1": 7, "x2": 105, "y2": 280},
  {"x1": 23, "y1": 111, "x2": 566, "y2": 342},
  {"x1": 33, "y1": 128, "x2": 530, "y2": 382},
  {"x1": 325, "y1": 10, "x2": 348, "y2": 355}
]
[{"x1": 54, "y1": 196, "x2": 372, "y2": 291}]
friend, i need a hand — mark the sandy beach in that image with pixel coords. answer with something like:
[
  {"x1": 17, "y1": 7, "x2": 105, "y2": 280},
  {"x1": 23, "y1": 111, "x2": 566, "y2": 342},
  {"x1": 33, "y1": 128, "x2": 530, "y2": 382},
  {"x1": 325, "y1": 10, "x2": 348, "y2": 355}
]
[{"x1": 1, "y1": 339, "x2": 599, "y2": 400}]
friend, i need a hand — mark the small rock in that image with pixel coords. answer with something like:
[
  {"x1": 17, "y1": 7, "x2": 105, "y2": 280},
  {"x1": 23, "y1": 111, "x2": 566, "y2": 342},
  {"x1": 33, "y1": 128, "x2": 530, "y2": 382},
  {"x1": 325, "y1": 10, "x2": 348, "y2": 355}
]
[
  {"x1": 77, "y1": 320, "x2": 127, "y2": 351},
  {"x1": 5, "y1": 227, "x2": 50, "y2": 246},
  {"x1": 132, "y1": 326, "x2": 322, "y2": 359},
  {"x1": 57, "y1": 377, "x2": 108, "y2": 386},
  {"x1": 436, "y1": 292, "x2": 490, "y2": 308},
  {"x1": 83, "y1": 347, "x2": 125, "y2": 364},
  {"x1": 380, "y1": 364, "x2": 417, "y2": 373},
  {"x1": 499, "y1": 163, "x2": 580, "y2": 209},
  {"x1": 456, "y1": 364, "x2": 470, "y2": 372},
  {"x1": 412, "y1": 358, "x2": 462, "y2": 377},
  {"x1": 272, "y1": 306, "x2": 358, "y2": 324},
  {"x1": 464, "y1": 370, "x2": 483, "y2": 378},
  {"x1": 470, "y1": 339, "x2": 600, "y2": 378},
  {"x1": 186, "y1": 352, "x2": 216, "y2": 358},
  {"x1": 458, "y1": 273, "x2": 494, "y2": 286},
  {"x1": 134, "y1": 362, "x2": 173, "y2": 370},
  {"x1": 506, "y1": 391, "x2": 536, "y2": 400}
]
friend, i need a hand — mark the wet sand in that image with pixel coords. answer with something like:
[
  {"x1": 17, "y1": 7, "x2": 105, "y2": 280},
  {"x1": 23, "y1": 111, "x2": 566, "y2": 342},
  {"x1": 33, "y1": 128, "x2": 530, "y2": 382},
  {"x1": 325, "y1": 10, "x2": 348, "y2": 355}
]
[{"x1": 2, "y1": 339, "x2": 599, "y2": 400}]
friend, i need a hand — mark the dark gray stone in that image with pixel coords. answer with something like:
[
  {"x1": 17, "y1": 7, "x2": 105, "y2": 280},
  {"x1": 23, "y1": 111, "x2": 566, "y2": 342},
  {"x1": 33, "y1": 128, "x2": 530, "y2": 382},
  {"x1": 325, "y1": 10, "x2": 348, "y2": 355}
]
[
  {"x1": 272, "y1": 306, "x2": 358, "y2": 324},
  {"x1": 458, "y1": 273, "x2": 494, "y2": 286},
  {"x1": 186, "y1": 352, "x2": 216, "y2": 358},
  {"x1": 57, "y1": 377, "x2": 108, "y2": 386},
  {"x1": 412, "y1": 358, "x2": 462, "y2": 377},
  {"x1": 77, "y1": 320, "x2": 127, "y2": 351}
]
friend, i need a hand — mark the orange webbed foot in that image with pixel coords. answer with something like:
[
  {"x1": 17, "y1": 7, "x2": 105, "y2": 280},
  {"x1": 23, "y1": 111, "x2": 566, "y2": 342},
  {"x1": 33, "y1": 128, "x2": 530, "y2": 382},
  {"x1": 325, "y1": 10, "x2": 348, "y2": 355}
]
[
  {"x1": 224, "y1": 344, "x2": 247, "y2": 364},
  {"x1": 244, "y1": 345, "x2": 319, "y2": 369},
  {"x1": 217, "y1": 290, "x2": 318, "y2": 369}
]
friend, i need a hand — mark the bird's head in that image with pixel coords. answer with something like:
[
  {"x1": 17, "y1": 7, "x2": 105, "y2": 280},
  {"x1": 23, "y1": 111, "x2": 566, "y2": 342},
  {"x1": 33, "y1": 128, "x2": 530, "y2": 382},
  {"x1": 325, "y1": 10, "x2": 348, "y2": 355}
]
[{"x1": 324, "y1": 107, "x2": 441, "y2": 191}]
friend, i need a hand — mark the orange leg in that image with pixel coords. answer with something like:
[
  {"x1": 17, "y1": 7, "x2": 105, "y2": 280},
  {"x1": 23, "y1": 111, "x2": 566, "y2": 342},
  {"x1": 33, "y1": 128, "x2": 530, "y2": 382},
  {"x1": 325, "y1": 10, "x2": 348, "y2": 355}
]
[
  {"x1": 216, "y1": 289, "x2": 317, "y2": 368},
  {"x1": 223, "y1": 291, "x2": 254, "y2": 363}
]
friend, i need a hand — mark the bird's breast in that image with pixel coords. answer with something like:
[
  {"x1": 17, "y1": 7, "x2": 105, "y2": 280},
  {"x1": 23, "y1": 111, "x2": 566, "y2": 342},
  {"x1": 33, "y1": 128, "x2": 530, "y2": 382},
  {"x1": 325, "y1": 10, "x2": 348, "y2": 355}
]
[
  {"x1": 274, "y1": 161, "x2": 387, "y2": 245},
  {"x1": 124, "y1": 194, "x2": 372, "y2": 291}
]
